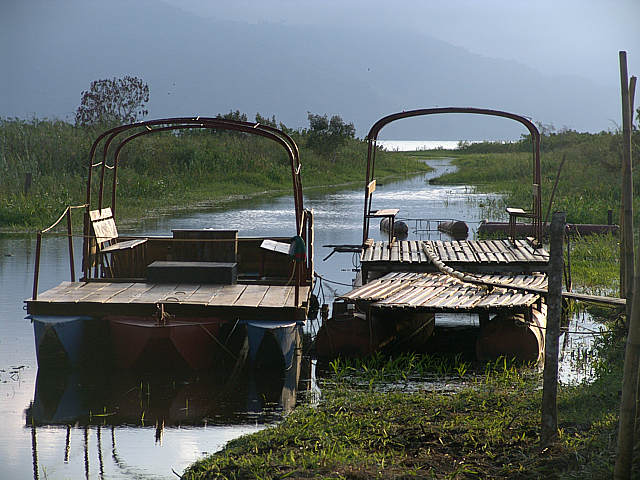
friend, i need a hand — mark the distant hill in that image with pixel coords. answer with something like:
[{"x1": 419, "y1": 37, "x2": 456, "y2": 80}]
[{"x1": 0, "y1": 0, "x2": 619, "y2": 139}]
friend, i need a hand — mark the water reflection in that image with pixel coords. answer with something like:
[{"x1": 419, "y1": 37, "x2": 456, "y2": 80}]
[{"x1": 26, "y1": 348, "x2": 308, "y2": 479}]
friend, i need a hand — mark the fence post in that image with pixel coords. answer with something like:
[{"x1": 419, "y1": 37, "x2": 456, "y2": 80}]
[
  {"x1": 615, "y1": 52, "x2": 638, "y2": 480},
  {"x1": 541, "y1": 211, "x2": 565, "y2": 445},
  {"x1": 66, "y1": 208, "x2": 75, "y2": 282},
  {"x1": 32, "y1": 231, "x2": 42, "y2": 300}
]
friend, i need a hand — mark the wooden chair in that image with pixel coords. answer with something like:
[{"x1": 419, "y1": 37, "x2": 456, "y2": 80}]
[
  {"x1": 364, "y1": 179, "x2": 399, "y2": 245},
  {"x1": 506, "y1": 207, "x2": 535, "y2": 246},
  {"x1": 89, "y1": 208, "x2": 147, "y2": 278}
]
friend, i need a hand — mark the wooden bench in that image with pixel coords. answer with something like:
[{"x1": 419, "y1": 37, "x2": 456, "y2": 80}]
[{"x1": 89, "y1": 208, "x2": 147, "y2": 278}]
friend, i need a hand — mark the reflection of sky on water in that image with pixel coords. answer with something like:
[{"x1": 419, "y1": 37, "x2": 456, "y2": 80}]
[
  {"x1": 29, "y1": 424, "x2": 264, "y2": 480},
  {"x1": 558, "y1": 310, "x2": 603, "y2": 385}
]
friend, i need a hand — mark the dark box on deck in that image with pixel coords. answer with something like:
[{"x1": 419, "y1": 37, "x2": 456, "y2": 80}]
[{"x1": 146, "y1": 261, "x2": 237, "y2": 284}]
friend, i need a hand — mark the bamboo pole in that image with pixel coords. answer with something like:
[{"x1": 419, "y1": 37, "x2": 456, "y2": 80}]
[
  {"x1": 630, "y1": 76, "x2": 636, "y2": 123},
  {"x1": 620, "y1": 51, "x2": 634, "y2": 320},
  {"x1": 614, "y1": 51, "x2": 638, "y2": 480},
  {"x1": 616, "y1": 235, "x2": 640, "y2": 480},
  {"x1": 541, "y1": 211, "x2": 565, "y2": 446}
]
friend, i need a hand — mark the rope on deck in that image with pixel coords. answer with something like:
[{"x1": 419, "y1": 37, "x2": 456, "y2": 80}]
[
  {"x1": 421, "y1": 241, "x2": 491, "y2": 291},
  {"x1": 422, "y1": 241, "x2": 625, "y2": 307}
]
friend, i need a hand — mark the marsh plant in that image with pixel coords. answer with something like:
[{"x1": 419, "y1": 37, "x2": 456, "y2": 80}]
[{"x1": 0, "y1": 117, "x2": 430, "y2": 230}]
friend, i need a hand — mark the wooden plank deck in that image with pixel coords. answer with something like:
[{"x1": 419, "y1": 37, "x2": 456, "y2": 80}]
[
  {"x1": 27, "y1": 281, "x2": 311, "y2": 321},
  {"x1": 340, "y1": 271, "x2": 547, "y2": 313},
  {"x1": 361, "y1": 239, "x2": 549, "y2": 275}
]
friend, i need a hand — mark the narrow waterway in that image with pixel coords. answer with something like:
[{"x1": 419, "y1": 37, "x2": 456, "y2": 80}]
[{"x1": 0, "y1": 158, "x2": 602, "y2": 479}]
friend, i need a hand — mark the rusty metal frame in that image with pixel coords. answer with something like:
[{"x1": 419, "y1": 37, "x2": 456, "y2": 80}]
[
  {"x1": 81, "y1": 117, "x2": 304, "y2": 280},
  {"x1": 362, "y1": 107, "x2": 542, "y2": 246}
]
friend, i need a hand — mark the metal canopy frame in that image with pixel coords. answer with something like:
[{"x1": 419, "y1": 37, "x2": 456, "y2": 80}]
[
  {"x1": 362, "y1": 107, "x2": 542, "y2": 246},
  {"x1": 81, "y1": 117, "x2": 305, "y2": 279}
]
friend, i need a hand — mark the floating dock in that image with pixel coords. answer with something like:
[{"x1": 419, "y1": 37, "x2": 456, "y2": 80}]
[
  {"x1": 27, "y1": 281, "x2": 310, "y2": 321},
  {"x1": 361, "y1": 239, "x2": 549, "y2": 282},
  {"x1": 341, "y1": 271, "x2": 546, "y2": 314}
]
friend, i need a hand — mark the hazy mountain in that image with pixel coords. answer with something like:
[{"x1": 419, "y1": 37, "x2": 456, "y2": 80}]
[{"x1": 1, "y1": 0, "x2": 620, "y2": 139}]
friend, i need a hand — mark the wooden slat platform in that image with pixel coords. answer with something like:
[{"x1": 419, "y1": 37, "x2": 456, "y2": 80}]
[
  {"x1": 340, "y1": 272, "x2": 547, "y2": 313},
  {"x1": 27, "y1": 281, "x2": 310, "y2": 321},
  {"x1": 361, "y1": 239, "x2": 549, "y2": 275}
]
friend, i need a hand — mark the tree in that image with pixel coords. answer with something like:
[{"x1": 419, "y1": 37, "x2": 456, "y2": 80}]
[
  {"x1": 75, "y1": 76, "x2": 149, "y2": 126},
  {"x1": 306, "y1": 112, "x2": 356, "y2": 154},
  {"x1": 217, "y1": 110, "x2": 247, "y2": 122},
  {"x1": 255, "y1": 112, "x2": 277, "y2": 128}
]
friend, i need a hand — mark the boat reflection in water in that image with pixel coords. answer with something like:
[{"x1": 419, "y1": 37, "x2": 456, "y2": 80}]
[{"x1": 26, "y1": 339, "x2": 309, "y2": 480}]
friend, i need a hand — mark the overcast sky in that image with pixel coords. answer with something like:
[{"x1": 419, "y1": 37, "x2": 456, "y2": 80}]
[
  {"x1": 163, "y1": 0, "x2": 639, "y2": 89},
  {"x1": 2, "y1": 0, "x2": 637, "y2": 138}
]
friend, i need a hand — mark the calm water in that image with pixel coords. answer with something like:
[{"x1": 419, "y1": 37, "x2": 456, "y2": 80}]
[{"x1": 0, "y1": 158, "x2": 601, "y2": 479}]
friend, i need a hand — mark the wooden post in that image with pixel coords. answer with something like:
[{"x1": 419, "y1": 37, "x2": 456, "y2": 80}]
[
  {"x1": 615, "y1": 54, "x2": 638, "y2": 480},
  {"x1": 541, "y1": 211, "x2": 565, "y2": 446},
  {"x1": 615, "y1": 224, "x2": 640, "y2": 480},
  {"x1": 66, "y1": 208, "x2": 76, "y2": 282},
  {"x1": 619, "y1": 52, "x2": 635, "y2": 319},
  {"x1": 32, "y1": 231, "x2": 42, "y2": 300}
]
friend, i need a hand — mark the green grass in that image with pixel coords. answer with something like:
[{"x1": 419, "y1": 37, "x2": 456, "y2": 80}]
[
  {"x1": 0, "y1": 118, "x2": 430, "y2": 231},
  {"x1": 568, "y1": 233, "x2": 620, "y2": 296},
  {"x1": 183, "y1": 343, "x2": 623, "y2": 479}
]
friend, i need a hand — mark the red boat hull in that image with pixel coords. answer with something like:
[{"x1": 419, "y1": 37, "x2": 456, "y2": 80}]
[{"x1": 108, "y1": 317, "x2": 224, "y2": 370}]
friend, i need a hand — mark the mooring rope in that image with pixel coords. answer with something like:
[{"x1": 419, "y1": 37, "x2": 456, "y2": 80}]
[
  {"x1": 421, "y1": 241, "x2": 492, "y2": 291},
  {"x1": 313, "y1": 272, "x2": 353, "y2": 288},
  {"x1": 422, "y1": 240, "x2": 549, "y2": 296}
]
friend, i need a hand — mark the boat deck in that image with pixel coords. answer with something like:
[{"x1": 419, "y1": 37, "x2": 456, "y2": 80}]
[
  {"x1": 27, "y1": 281, "x2": 310, "y2": 321},
  {"x1": 341, "y1": 271, "x2": 547, "y2": 314},
  {"x1": 361, "y1": 239, "x2": 549, "y2": 279}
]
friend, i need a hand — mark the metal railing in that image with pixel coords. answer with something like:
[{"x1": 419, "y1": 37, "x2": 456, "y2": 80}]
[{"x1": 32, "y1": 204, "x2": 88, "y2": 300}]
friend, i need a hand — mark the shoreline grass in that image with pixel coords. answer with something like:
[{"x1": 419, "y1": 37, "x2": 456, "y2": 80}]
[
  {"x1": 183, "y1": 337, "x2": 623, "y2": 479},
  {"x1": 0, "y1": 118, "x2": 430, "y2": 232}
]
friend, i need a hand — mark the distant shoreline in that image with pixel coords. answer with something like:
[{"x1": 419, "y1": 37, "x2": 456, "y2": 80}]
[{"x1": 377, "y1": 140, "x2": 463, "y2": 151}]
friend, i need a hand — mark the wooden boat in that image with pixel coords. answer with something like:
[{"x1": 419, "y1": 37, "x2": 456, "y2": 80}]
[
  {"x1": 27, "y1": 118, "x2": 314, "y2": 371},
  {"x1": 324, "y1": 108, "x2": 551, "y2": 361}
]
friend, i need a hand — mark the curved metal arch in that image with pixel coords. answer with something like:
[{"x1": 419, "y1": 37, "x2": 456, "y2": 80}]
[
  {"x1": 85, "y1": 117, "x2": 303, "y2": 223},
  {"x1": 85, "y1": 117, "x2": 301, "y2": 203},
  {"x1": 362, "y1": 107, "x2": 542, "y2": 244},
  {"x1": 82, "y1": 118, "x2": 305, "y2": 276}
]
